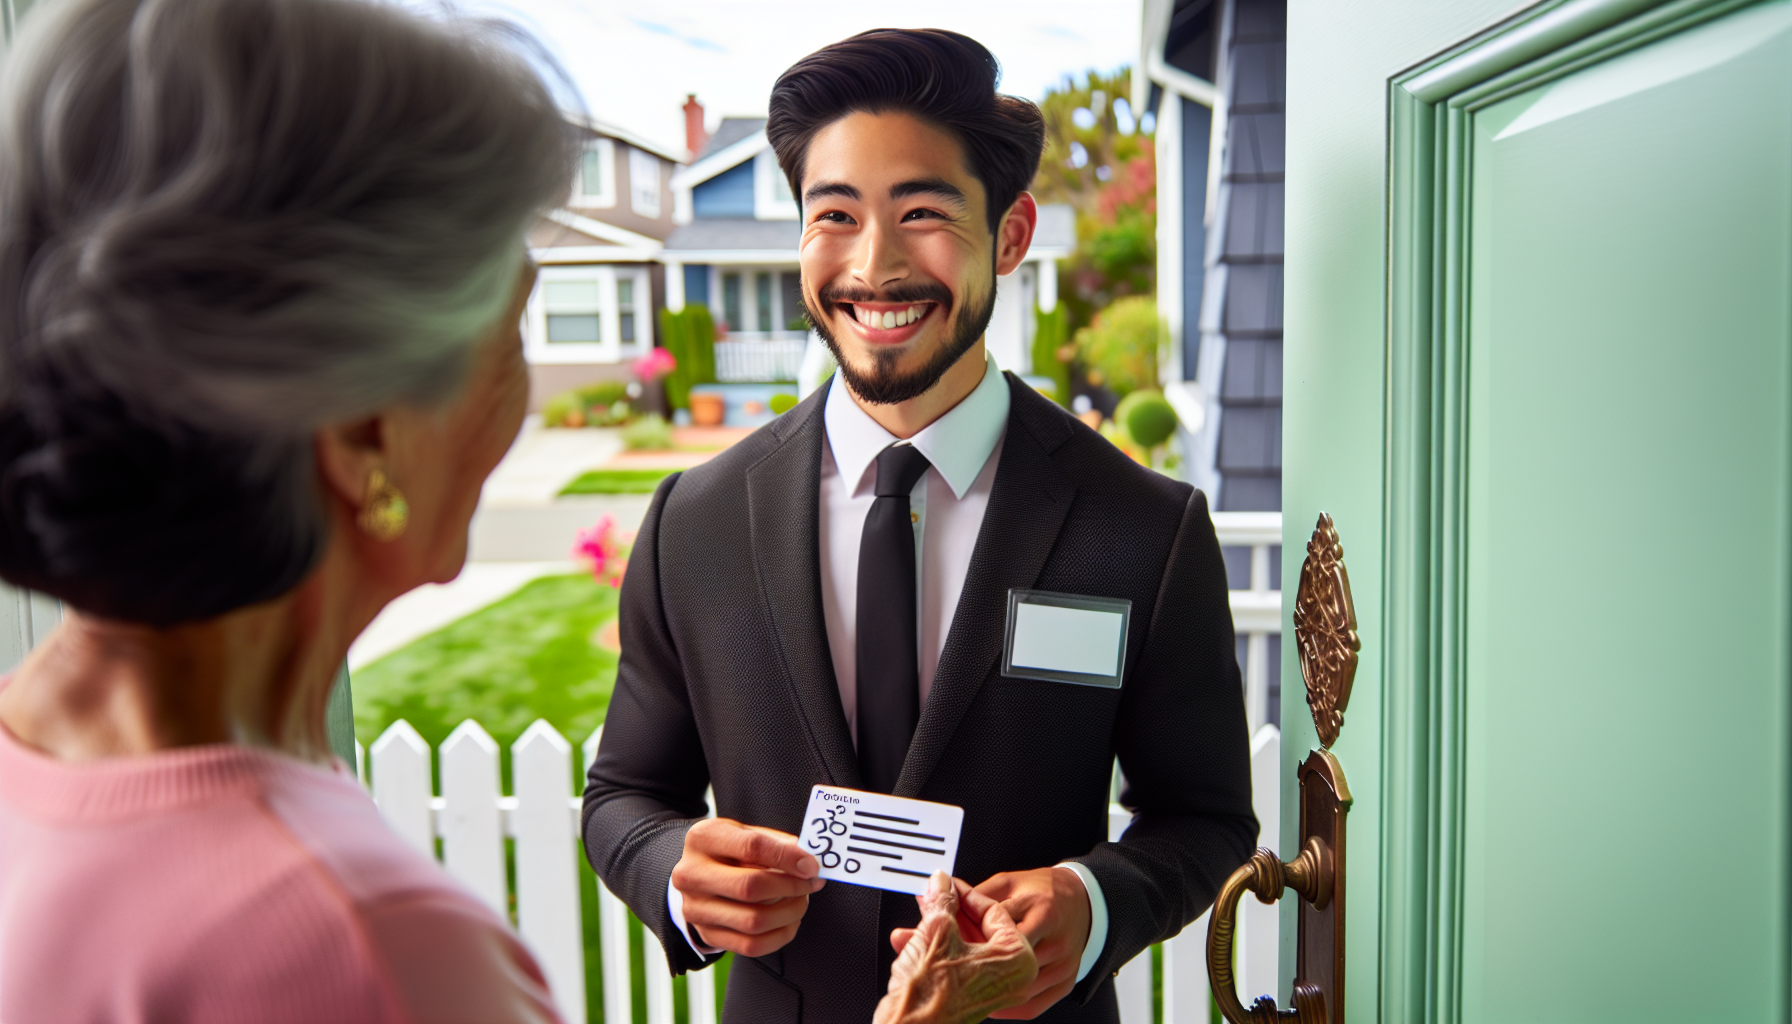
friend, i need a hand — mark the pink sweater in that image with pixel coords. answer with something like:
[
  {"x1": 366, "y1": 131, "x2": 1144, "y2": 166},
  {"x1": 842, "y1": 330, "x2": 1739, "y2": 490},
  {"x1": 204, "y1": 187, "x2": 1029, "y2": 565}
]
[{"x1": 0, "y1": 715, "x2": 563, "y2": 1024}]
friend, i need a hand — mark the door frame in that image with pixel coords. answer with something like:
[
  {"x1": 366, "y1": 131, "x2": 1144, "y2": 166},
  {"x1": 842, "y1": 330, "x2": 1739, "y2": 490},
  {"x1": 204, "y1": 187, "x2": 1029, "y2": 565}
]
[{"x1": 1379, "y1": 0, "x2": 1759, "y2": 1017}]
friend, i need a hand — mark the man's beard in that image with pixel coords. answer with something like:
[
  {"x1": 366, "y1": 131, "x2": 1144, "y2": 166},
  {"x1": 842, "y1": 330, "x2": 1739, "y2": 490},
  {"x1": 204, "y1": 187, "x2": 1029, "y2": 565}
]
[{"x1": 804, "y1": 275, "x2": 996, "y2": 406}]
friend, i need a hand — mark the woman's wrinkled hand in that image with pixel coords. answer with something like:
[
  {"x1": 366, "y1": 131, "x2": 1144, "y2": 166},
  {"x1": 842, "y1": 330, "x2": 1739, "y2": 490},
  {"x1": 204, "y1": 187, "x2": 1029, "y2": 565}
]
[{"x1": 872, "y1": 871, "x2": 1039, "y2": 1024}]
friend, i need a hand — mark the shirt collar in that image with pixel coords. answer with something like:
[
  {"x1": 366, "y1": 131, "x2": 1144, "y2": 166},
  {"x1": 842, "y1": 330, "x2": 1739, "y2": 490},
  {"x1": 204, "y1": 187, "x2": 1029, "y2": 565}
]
[{"x1": 823, "y1": 349, "x2": 1011, "y2": 500}]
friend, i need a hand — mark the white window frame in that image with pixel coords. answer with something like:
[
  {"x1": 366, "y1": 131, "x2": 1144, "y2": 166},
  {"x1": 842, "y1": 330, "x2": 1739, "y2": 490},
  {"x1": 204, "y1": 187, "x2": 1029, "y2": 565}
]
[
  {"x1": 628, "y1": 146, "x2": 661, "y2": 218},
  {"x1": 571, "y1": 138, "x2": 616, "y2": 209},
  {"x1": 529, "y1": 266, "x2": 613, "y2": 364},
  {"x1": 753, "y1": 147, "x2": 799, "y2": 220},
  {"x1": 525, "y1": 264, "x2": 654, "y2": 364},
  {"x1": 613, "y1": 266, "x2": 651, "y2": 355}
]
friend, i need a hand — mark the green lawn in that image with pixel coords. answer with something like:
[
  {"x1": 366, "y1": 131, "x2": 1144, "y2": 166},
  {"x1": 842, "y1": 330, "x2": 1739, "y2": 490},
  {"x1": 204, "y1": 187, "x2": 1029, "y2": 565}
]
[
  {"x1": 352, "y1": 573, "x2": 620, "y2": 766},
  {"x1": 559, "y1": 467, "x2": 679, "y2": 496}
]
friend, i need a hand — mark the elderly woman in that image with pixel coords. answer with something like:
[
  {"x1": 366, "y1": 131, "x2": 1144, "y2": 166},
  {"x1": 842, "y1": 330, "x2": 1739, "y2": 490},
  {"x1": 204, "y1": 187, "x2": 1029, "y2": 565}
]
[{"x1": 0, "y1": 0, "x2": 574, "y2": 1020}]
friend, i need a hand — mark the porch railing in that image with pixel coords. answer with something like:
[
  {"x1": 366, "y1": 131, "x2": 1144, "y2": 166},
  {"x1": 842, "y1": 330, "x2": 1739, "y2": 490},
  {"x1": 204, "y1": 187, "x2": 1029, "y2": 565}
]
[
  {"x1": 713, "y1": 337, "x2": 806, "y2": 383},
  {"x1": 361, "y1": 511, "x2": 1285, "y2": 1024}
]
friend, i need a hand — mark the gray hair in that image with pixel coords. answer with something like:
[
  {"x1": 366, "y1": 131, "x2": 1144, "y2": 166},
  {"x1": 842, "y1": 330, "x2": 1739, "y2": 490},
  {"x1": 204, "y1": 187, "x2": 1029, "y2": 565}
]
[
  {"x1": 0, "y1": 0, "x2": 576, "y2": 624},
  {"x1": 0, "y1": 0, "x2": 574, "y2": 429}
]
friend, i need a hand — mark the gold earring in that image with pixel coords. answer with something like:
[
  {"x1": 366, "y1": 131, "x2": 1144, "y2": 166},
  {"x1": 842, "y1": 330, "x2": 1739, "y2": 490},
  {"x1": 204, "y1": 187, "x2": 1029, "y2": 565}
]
[{"x1": 357, "y1": 468, "x2": 409, "y2": 541}]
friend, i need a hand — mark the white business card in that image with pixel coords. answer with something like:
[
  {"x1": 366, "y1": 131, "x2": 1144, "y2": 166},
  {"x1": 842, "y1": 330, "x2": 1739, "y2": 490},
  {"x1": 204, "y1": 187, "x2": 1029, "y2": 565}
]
[{"x1": 798, "y1": 785, "x2": 965, "y2": 895}]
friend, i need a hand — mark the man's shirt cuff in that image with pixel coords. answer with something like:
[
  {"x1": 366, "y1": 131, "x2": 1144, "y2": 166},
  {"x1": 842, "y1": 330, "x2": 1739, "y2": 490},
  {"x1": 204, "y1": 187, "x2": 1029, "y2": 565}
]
[
  {"x1": 667, "y1": 877, "x2": 723, "y2": 959},
  {"x1": 1054, "y1": 862, "x2": 1108, "y2": 984}
]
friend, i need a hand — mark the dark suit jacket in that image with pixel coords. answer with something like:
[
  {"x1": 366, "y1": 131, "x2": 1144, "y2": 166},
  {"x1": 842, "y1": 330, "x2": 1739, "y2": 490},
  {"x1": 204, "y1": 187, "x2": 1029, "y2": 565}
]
[{"x1": 582, "y1": 375, "x2": 1255, "y2": 1023}]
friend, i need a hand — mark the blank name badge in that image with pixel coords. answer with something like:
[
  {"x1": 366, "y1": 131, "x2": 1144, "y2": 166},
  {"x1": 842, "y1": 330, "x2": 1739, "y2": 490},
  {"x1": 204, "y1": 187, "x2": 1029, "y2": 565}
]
[{"x1": 1002, "y1": 589, "x2": 1132, "y2": 688}]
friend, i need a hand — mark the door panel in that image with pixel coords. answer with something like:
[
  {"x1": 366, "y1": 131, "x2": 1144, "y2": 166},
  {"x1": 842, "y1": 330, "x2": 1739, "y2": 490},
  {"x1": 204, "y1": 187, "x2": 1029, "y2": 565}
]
[{"x1": 1462, "y1": 5, "x2": 1791, "y2": 1020}]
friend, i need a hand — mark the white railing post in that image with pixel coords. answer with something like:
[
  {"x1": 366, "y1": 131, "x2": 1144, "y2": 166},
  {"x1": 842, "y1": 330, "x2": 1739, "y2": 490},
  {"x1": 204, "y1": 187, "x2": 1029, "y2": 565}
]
[
  {"x1": 513, "y1": 720, "x2": 587, "y2": 1024},
  {"x1": 439, "y1": 720, "x2": 507, "y2": 917},
  {"x1": 583, "y1": 725, "x2": 603, "y2": 775},
  {"x1": 1161, "y1": 917, "x2": 1211, "y2": 1024},
  {"x1": 688, "y1": 966, "x2": 719, "y2": 1024},
  {"x1": 643, "y1": 935, "x2": 675, "y2": 1024},
  {"x1": 585, "y1": 726, "x2": 637, "y2": 1024},
  {"x1": 1239, "y1": 725, "x2": 1282, "y2": 1004},
  {"x1": 370, "y1": 721, "x2": 434, "y2": 859},
  {"x1": 600, "y1": 882, "x2": 634, "y2": 1024},
  {"x1": 1107, "y1": 804, "x2": 1153, "y2": 1024},
  {"x1": 685, "y1": 779, "x2": 721, "y2": 1024}
]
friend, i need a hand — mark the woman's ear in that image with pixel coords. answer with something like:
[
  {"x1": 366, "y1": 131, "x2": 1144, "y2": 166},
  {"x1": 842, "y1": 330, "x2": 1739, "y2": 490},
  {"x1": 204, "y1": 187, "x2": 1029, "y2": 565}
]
[
  {"x1": 313, "y1": 416, "x2": 386, "y2": 511},
  {"x1": 994, "y1": 192, "x2": 1039, "y2": 277}
]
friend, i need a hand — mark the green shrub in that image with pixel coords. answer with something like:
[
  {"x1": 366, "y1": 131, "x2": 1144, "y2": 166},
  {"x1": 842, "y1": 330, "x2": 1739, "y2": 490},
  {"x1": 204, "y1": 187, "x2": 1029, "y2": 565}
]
[
  {"x1": 1031, "y1": 303, "x2": 1071, "y2": 405},
  {"x1": 1116, "y1": 389, "x2": 1178, "y2": 448},
  {"x1": 659, "y1": 304, "x2": 718, "y2": 411},
  {"x1": 769, "y1": 393, "x2": 799, "y2": 415},
  {"x1": 541, "y1": 380, "x2": 632, "y2": 428},
  {"x1": 541, "y1": 390, "x2": 581, "y2": 428},
  {"x1": 1074, "y1": 296, "x2": 1164, "y2": 396},
  {"x1": 621, "y1": 413, "x2": 674, "y2": 451},
  {"x1": 578, "y1": 382, "x2": 631, "y2": 426}
]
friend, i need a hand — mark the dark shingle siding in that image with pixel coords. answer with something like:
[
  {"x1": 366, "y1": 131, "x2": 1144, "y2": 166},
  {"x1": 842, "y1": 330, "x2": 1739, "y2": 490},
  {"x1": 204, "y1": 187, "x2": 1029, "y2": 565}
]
[{"x1": 1211, "y1": 0, "x2": 1285, "y2": 513}]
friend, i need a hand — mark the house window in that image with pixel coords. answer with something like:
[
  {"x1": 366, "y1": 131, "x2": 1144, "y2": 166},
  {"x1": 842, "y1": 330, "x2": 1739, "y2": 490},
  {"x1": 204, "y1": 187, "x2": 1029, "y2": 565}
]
[
  {"x1": 722, "y1": 272, "x2": 742, "y2": 331},
  {"x1": 755, "y1": 273, "x2": 773, "y2": 332},
  {"x1": 529, "y1": 267, "x2": 652, "y2": 364},
  {"x1": 545, "y1": 280, "x2": 603, "y2": 343},
  {"x1": 773, "y1": 169, "x2": 794, "y2": 205},
  {"x1": 618, "y1": 278, "x2": 636, "y2": 343},
  {"x1": 574, "y1": 139, "x2": 615, "y2": 207},
  {"x1": 628, "y1": 148, "x2": 660, "y2": 218}
]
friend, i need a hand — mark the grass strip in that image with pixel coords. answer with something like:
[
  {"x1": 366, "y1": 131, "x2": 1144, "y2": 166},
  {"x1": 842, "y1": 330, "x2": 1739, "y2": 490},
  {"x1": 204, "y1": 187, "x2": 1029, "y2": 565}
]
[{"x1": 559, "y1": 467, "x2": 680, "y2": 496}]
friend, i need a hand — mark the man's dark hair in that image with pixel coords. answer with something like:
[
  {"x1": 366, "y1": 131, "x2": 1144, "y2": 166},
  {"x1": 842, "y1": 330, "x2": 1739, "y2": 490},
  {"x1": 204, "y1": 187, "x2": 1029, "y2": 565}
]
[{"x1": 766, "y1": 29, "x2": 1045, "y2": 232}]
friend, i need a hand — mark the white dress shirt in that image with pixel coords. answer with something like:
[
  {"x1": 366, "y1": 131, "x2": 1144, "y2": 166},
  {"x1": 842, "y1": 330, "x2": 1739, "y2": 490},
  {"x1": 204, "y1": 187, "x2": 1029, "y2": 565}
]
[{"x1": 670, "y1": 353, "x2": 1107, "y2": 985}]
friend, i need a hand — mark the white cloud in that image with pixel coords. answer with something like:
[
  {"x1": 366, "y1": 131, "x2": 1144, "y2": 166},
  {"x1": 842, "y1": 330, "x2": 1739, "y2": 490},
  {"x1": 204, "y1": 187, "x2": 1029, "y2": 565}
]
[{"x1": 428, "y1": 0, "x2": 1141, "y2": 154}]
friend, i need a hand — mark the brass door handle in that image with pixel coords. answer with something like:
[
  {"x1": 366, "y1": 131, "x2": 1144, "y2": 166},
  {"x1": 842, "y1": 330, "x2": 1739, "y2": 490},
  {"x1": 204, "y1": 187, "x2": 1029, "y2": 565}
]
[{"x1": 1206, "y1": 838, "x2": 1332, "y2": 1023}]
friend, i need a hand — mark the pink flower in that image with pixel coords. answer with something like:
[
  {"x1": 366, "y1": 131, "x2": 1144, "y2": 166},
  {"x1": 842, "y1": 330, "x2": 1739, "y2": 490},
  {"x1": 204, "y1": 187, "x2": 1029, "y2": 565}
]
[
  {"x1": 573, "y1": 515, "x2": 630, "y2": 586},
  {"x1": 632, "y1": 347, "x2": 677, "y2": 383}
]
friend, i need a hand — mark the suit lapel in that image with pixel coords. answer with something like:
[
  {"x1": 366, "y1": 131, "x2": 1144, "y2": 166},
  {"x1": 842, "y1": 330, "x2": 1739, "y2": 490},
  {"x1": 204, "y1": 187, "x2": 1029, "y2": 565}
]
[
  {"x1": 745, "y1": 396, "x2": 862, "y2": 789},
  {"x1": 895, "y1": 381, "x2": 1077, "y2": 797}
]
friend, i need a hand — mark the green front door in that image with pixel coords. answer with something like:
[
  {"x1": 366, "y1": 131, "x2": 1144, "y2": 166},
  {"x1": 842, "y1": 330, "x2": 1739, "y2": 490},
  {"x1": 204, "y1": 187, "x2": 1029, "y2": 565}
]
[{"x1": 1281, "y1": 1, "x2": 1791, "y2": 1019}]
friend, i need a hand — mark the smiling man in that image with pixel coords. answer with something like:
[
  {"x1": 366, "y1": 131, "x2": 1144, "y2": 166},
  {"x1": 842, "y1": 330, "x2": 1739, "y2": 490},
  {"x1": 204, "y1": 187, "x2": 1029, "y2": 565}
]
[{"x1": 582, "y1": 29, "x2": 1255, "y2": 1023}]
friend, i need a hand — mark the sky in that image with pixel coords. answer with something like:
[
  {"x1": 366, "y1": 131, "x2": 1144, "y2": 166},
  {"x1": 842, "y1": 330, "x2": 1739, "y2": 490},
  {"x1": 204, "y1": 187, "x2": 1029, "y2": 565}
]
[{"x1": 431, "y1": 0, "x2": 1143, "y2": 154}]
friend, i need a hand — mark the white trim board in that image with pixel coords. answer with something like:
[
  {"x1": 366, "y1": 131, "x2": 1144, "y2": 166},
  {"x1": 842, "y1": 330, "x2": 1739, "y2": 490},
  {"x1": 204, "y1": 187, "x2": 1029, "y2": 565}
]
[
  {"x1": 674, "y1": 129, "x2": 769, "y2": 190},
  {"x1": 545, "y1": 209, "x2": 664, "y2": 252}
]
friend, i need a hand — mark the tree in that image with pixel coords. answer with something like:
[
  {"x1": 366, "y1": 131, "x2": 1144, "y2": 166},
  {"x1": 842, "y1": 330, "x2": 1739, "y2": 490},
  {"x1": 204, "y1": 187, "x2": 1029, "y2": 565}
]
[{"x1": 1031, "y1": 68, "x2": 1156, "y2": 335}]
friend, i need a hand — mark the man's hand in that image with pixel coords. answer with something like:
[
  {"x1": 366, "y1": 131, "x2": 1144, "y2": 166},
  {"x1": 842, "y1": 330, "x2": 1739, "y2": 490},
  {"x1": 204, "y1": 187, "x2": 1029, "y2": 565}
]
[
  {"x1": 971, "y1": 867, "x2": 1092, "y2": 1019},
  {"x1": 670, "y1": 817, "x2": 824, "y2": 957},
  {"x1": 874, "y1": 872, "x2": 1038, "y2": 1024}
]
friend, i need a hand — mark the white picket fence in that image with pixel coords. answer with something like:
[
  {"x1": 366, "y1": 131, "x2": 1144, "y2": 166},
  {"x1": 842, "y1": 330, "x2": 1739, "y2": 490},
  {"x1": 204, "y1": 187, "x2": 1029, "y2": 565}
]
[
  {"x1": 358, "y1": 719, "x2": 715, "y2": 1024},
  {"x1": 358, "y1": 718, "x2": 1283, "y2": 1024}
]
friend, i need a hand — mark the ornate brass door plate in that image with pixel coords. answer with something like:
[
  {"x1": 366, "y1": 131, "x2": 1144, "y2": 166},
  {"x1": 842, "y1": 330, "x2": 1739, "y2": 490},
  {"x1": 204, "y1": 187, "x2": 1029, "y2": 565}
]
[
  {"x1": 1209, "y1": 513, "x2": 1356, "y2": 1024},
  {"x1": 1293, "y1": 513, "x2": 1359, "y2": 749}
]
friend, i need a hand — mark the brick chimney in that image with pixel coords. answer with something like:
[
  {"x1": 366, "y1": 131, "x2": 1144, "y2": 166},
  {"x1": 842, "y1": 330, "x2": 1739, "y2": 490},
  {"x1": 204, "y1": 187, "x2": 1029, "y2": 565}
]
[{"x1": 682, "y1": 95, "x2": 708, "y2": 159}]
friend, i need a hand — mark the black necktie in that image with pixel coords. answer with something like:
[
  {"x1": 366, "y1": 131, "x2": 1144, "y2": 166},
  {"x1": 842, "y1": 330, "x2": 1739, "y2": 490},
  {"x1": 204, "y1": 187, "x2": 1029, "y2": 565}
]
[{"x1": 856, "y1": 443, "x2": 933, "y2": 793}]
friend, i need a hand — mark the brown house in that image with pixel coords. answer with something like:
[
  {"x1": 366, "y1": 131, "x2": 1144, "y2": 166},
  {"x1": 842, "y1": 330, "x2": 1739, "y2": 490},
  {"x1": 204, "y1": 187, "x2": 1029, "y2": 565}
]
[{"x1": 524, "y1": 113, "x2": 686, "y2": 408}]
